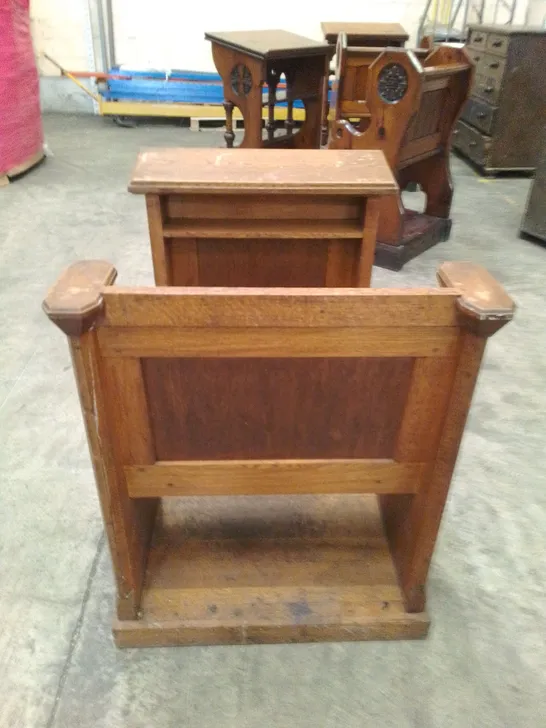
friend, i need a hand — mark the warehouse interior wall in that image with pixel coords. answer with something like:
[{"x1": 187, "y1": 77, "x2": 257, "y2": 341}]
[{"x1": 31, "y1": 0, "x2": 536, "y2": 113}]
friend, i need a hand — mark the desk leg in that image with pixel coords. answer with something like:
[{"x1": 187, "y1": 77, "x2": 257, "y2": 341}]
[
  {"x1": 223, "y1": 101, "x2": 235, "y2": 148},
  {"x1": 285, "y1": 69, "x2": 295, "y2": 137},
  {"x1": 321, "y1": 71, "x2": 330, "y2": 146},
  {"x1": 266, "y1": 71, "x2": 279, "y2": 142}
]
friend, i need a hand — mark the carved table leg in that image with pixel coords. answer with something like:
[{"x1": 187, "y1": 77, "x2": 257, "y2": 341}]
[
  {"x1": 266, "y1": 70, "x2": 278, "y2": 142},
  {"x1": 285, "y1": 69, "x2": 295, "y2": 136},
  {"x1": 321, "y1": 71, "x2": 330, "y2": 146},
  {"x1": 223, "y1": 100, "x2": 235, "y2": 148}
]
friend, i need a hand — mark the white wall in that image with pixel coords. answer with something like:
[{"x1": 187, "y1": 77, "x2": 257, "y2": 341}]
[
  {"x1": 526, "y1": 0, "x2": 546, "y2": 24},
  {"x1": 112, "y1": 0, "x2": 426, "y2": 71}
]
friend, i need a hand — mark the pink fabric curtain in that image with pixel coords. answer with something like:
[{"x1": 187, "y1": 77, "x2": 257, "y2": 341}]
[{"x1": 0, "y1": 0, "x2": 43, "y2": 174}]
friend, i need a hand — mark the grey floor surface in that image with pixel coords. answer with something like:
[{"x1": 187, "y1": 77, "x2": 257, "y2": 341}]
[{"x1": 0, "y1": 114, "x2": 545, "y2": 727}]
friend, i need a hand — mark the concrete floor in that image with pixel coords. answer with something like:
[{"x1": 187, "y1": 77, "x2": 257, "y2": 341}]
[{"x1": 0, "y1": 114, "x2": 545, "y2": 728}]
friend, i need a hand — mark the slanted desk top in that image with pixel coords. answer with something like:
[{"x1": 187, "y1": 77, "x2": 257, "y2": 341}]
[
  {"x1": 129, "y1": 148, "x2": 398, "y2": 196},
  {"x1": 204, "y1": 29, "x2": 332, "y2": 60},
  {"x1": 321, "y1": 22, "x2": 409, "y2": 45}
]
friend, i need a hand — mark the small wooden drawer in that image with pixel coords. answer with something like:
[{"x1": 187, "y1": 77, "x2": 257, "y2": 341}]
[
  {"x1": 486, "y1": 33, "x2": 508, "y2": 56},
  {"x1": 473, "y1": 73, "x2": 501, "y2": 105},
  {"x1": 468, "y1": 28, "x2": 487, "y2": 50},
  {"x1": 461, "y1": 97, "x2": 497, "y2": 135},
  {"x1": 479, "y1": 53, "x2": 506, "y2": 84},
  {"x1": 467, "y1": 48, "x2": 483, "y2": 66},
  {"x1": 452, "y1": 119, "x2": 490, "y2": 167}
]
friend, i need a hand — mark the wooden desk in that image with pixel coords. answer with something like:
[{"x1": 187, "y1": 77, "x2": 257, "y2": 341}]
[
  {"x1": 129, "y1": 147, "x2": 397, "y2": 288},
  {"x1": 205, "y1": 29, "x2": 333, "y2": 149},
  {"x1": 321, "y1": 22, "x2": 409, "y2": 48}
]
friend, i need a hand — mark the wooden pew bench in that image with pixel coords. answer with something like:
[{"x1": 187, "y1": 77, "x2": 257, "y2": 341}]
[{"x1": 43, "y1": 260, "x2": 513, "y2": 647}]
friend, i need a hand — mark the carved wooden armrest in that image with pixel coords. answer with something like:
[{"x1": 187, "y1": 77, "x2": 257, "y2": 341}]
[
  {"x1": 42, "y1": 260, "x2": 117, "y2": 336},
  {"x1": 437, "y1": 261, "x2": 515, "y2": 336}
]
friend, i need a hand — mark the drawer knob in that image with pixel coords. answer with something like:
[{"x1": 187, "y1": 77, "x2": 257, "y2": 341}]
[
  {"x1": 492, "y1": 40, "x2": 502, "y2": 47},
  {"x1": 489, "y1": 61, "x2": 499, "y2": 69},
  {"x1": 469, "y1": 141, "x2": 477, "y2": 147},
  {"x1": 473, "y1": 55, "x2": 481, "y2": 62},
  {"x1": 477, "y1": 112, "x2": 486, "y2": 119},
  {"x1": 484, "y1": 86, "x2": 494, "y2": 93},
  {"x1": 475, "y1": 35, "x2": 484, "y2": 42}
]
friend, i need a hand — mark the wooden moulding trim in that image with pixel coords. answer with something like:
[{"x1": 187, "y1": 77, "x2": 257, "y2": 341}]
[
  {"x1": 437, "y1": 262, "x2": 515, "y2": 336},
  {"x1": 97, "y1": 325, "x2": 459, "y2": 359},
  {"x1": 102, "y1": 288, "x2": 460, "y2": 328},
  {"x1": 125, "y1": 459, "x2": 428, "y2": 498},
  {"x1": 42, "y1": 260, "x2": 117, "y2": 336}
]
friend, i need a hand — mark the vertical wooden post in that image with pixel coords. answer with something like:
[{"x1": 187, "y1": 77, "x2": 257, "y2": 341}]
[
  {"x1": 380, "y1": 262, "x2": 515, "y2": 612},
  {"x1": 357, "y1": 196, "x2": 381, "y2": 286},
  {"x1": 284, "y1": 70, "x2": 295, "y2": 137},
  {"x1": 145, "y1": 194, "x2": 171, "y2": 285},
  {"x1": 266, "y1": 69, "x2": 278, "y2": 142},
  {"x1": 320, "y1": 53, "x2": 332, "y2": 146},
  {"x1": 223, "y1": 100, "x2": 235, "y2": 148},
  {"x1": 42, "y1": 261, "x2": 160, "y2": 619}
]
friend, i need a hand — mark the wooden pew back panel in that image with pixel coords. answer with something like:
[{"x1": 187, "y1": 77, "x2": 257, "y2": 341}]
[
  {"x1": 43, "y1": 261, "x2": 513, "y2": 644},
  {"x1": 332, "y1": 33, "x2": 429, "y2": 127}
]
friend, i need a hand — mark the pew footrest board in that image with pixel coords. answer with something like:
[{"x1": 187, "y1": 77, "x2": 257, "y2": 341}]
[{"x1": 113, "y1": 495, "x2": 430, "y2": 647}]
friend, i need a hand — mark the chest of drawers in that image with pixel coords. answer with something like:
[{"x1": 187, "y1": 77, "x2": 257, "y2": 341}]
[{"x1": 453, "y1": 25, "x2": 546, "y2": 173}]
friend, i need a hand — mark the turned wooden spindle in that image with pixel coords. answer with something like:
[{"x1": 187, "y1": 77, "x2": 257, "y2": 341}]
[
  {"x1": 284, "y1": 70, "x2": 295, "y2": 136},
  {"x1": 223, "y1": 101, "x2": 235, "y2": 148},
  {"x1": 267, "y1": 70, "x2": 278, "y2": 142}
]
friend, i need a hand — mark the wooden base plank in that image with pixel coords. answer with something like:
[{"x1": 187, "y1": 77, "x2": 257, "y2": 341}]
[
  {"x1": 375, "y1": 212, "x2": 451, "y2": 271},
  {"x1": 112, "y1": 495, "x2": 430, "y2": 647}
]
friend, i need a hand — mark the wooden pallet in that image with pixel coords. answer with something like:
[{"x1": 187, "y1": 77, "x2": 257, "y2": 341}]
[
  {"x1": 98, "y1": 98, "x2": 306, "y2": 126},
  {"x1": 0, "y1": 149, "x2": 45, "y2": 187}
]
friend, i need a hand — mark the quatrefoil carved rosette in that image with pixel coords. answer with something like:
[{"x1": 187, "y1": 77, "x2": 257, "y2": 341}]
[
  {"x1": 377, "y1": 63, "x2": 409, "y2": 104},
  {"x1": 230, "y1": 64, "x2": 252, "y2": 97}
]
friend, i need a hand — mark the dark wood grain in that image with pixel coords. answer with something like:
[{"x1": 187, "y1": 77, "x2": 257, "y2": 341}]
[
  {"x1": 191, "y1": 237, "x2": 331, "y2": 287},
  {"x1": 321, "y1": 22, "x2": 408, "y2": 47},
  {"x1": 205, "y1": 29, "x2": 332, "y2": 59},
  {"x1": 143, "y1": 357, "x2": 413, "y2": 460}
]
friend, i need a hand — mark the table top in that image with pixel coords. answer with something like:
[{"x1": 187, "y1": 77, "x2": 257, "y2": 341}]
[
  {"x1": 321, "y1": 22, "x2": 409, "y2": 42},
  {"x1": 205, "y1": 30, "x2": 333, "y2": 60},
  {"x1": 129, "y1": 148, "x2": 398, "y2": 196}
]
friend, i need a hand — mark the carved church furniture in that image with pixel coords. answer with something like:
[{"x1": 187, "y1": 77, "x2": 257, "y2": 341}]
[
  {"x1": 329, "y1": 41, "x2": 473, "y2": 270},
  {"x1": 43, "y1": 260, "x2": 514, "y2": 647},
  {"x1": 205, "y1": 30, "x2": 334, "y2": 149},
  {"x1": 319, "y1": 23, "x2": 409, "y2": 146},
  {"x1": 129, "y1": 147, "x2": 398, "y2": 288},
  {"x1": 453, "y1": 24, "x2": 546, "y2": 174},
  {"x1": 329, "y1": 35, "x2": 429, "y2": 134}
]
